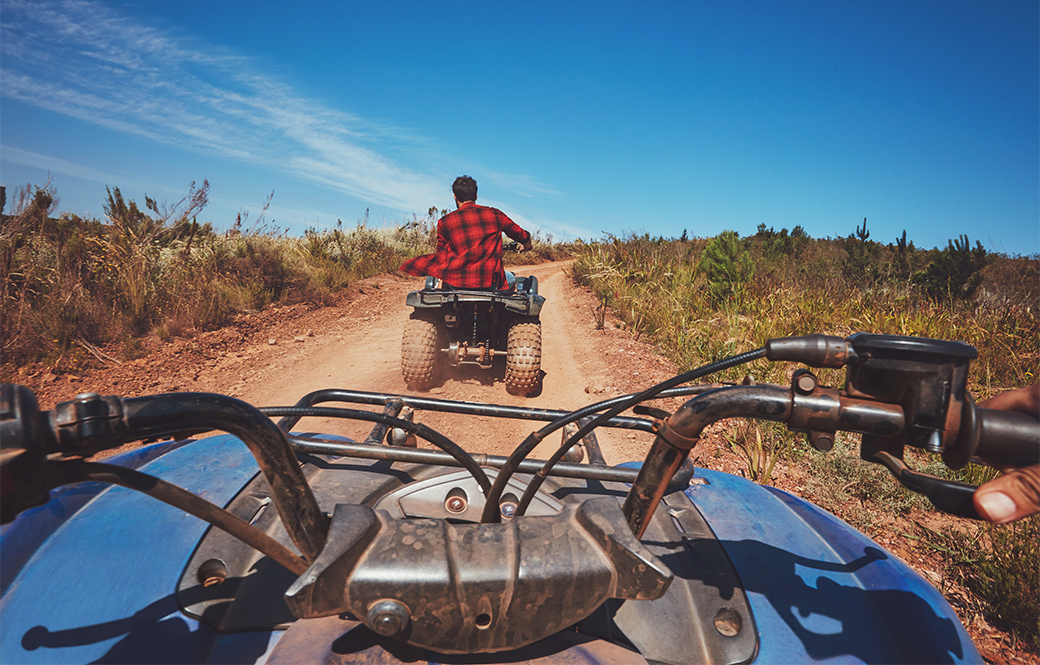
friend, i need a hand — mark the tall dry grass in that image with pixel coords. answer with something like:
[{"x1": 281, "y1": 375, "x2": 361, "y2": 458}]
[
  {"x1": 1, "y1": 181, "x2": 577, "y2": 375},
  {"x1": 572, "y1": 231, "x2": 1038, "y2": 393},
  {"x1": 572, "y1": 228, "x2": 1039, "y2": 645},
  {"x1": 0, "y1": 183, "x2": 441, "y2": 371}
]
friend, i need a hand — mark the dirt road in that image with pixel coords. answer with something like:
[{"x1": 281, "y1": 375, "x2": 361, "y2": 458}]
[
  {"x1": 207, "y1": 260, "x2": 680, "y2": 464},
  {"x1": 18, "y1": 260, "x2": 679, "y2": 466},
  {"x1": 7, "y1": 260, "x2": 800, "y2": 487}
]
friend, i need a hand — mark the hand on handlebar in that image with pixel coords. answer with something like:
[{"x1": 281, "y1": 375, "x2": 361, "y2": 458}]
[
  {"x1": 974, "y1": 384, "x2": 1040, "y2": 524},
  {"x1": 504, "y1": 240, "x2": 534, "y2": 253}
]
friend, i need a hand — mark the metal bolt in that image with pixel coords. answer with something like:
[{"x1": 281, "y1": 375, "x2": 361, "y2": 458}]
[
  {"x1": 808, "y1": 431, "x2": 834, "y2": 452},
  {"x1": 373, "y1": 613, "x2": 401, "y2": 636},
  {"x1": 75, "y1": 392, "x2": 101, "y2": 401},
  {"x1": 368, "y1": 600, "x2": 410, "y2": 637},
  {"x1": 446, "y1": 496, "x2": 466, "y2": 513},
  {"x1": 389, "y1": 428, "x2": 417, "y2": 447},
  {"x1": 196, "y1": 559, "x2": 228, "y2": 588},
  {"x1": 925, "y1": 430, "x2": 943, "y2": 454},
  {"x1": 562, "y1": 442, "x2": 584, "y2": 464},
  {"x1": 795, "y1": 373, "x2": 816, "y2": 394},
  {"x1": 714, "y1": 607, "x2": 743, "y2": 636}
]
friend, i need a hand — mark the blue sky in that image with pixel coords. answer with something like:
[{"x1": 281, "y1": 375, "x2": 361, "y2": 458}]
[{"x1": 2, "y1": 0, "x2": 1037, "y2": 252}]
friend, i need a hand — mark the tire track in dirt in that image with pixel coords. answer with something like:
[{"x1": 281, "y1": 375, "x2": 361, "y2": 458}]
[{"x1": 201, "y1": 260, "x2": 672, "y2": 465}]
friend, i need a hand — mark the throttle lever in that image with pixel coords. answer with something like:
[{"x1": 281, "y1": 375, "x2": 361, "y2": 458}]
[{"x1": 870, "y1": 451, "x2": 980, "y2": 520}]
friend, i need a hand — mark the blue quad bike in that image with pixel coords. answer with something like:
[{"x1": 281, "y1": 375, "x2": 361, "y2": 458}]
[
  {"x1": 401, "y1": 242, "x2": 545, "y2": 396},
  {"x1": 2, "y1": 333, "x2": 1037, "y2": 664}
]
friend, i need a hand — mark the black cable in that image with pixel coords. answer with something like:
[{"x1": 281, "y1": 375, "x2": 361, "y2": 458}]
[
  {"x1": 48, "y1": 460, "x2": 308, "y2": 575},
  {"x1": 483, "y1": 347, "x2": 767, "y2": 522},
  {"x1": 261, "y1": 406, "x2": 492, "y2": 496}
]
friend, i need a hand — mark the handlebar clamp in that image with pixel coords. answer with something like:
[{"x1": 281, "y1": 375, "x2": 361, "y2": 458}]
[
  {"x1": 844, "y1": 334, "x2": 977, "y2": 452},
  {"x1": 1, "y1": 385, "x2": 52, "y2": 523}
]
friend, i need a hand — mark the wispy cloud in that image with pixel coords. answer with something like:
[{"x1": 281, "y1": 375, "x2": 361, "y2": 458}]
[
  {"x1": 482, "y1": 171, "x2": 564, "y2": 199},
  {"x1": 2, "y1": 145, "x2": 186, "y2": 199},
  {"x1": 0, "y1": 0, "x2": 448, "y2": 213}
]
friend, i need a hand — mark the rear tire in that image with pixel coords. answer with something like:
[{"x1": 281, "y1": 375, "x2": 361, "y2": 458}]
[
  {"x1": 402, "y1": 315, "x2": 440, "y2": 390},
  {"x1": 505, "y1": 321, "x2": 541, "y2": 396}
]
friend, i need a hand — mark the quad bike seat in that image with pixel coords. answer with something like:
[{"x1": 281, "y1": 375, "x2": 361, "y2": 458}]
[{"x1": 424, "y1": 273, "x2": 536, "y2": 296}]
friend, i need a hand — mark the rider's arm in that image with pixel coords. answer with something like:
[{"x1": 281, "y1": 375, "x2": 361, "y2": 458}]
[
  {"x1": 973, "y1": 383, "x2": 1040, "y2": 524},
  {"x1": 505, "y1": 225, "x2": 532, "y2": 252},
  {"x1": 498, "y1": 211, "x2": 532, "y2": 251}
]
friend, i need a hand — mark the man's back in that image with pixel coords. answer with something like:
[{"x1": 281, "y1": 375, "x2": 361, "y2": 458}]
[
  {"x1": 402, "y1": 201, "x2": 530, "y2": 290},
  {"x1": 436, "y1": 202, "x2": 520, "y2": 288}
]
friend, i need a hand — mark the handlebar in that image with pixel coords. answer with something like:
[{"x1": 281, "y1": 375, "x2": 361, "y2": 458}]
[
  {"x1": 0, "y1": 386, "x2": 329, "y2": 560},
  {"x1": 2, "y1": 333, "x2": 1038, "y2": 536},
  {"x1": 622, "y1": 382, "x2": 1038, "y2": 535},
  {"x1": 2, "y1": 332, "x2": 1035, "y2": 657}
]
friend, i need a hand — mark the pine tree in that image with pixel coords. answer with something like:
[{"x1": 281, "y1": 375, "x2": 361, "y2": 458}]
[{"x1": 698, "y1": 231, "x2": 753, "y2": 303}]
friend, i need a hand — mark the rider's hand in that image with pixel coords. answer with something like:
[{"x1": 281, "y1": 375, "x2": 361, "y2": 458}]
[
  {"x1": 973, "y1": 383, "x2": 1040, "y2": 524},
  {"x1": 522, "y1": 240, "x2": 533, "y2": 253}
]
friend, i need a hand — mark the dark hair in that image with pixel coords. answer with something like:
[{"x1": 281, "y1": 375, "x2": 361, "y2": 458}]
[{"x1": 452, "y1": 175, "x2": 477, "y2": 202}]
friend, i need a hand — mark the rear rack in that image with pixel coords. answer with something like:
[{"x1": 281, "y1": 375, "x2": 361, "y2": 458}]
[{"x1": 406, "y1": 287, "x2": 545, "y2": 316}]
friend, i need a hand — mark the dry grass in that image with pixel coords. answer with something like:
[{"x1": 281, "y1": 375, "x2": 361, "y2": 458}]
[
  {"x1": 572, "y1": 229, "x2": 1039, "y2": 645},
  {"x1": 0, "y1": 181, "x2": 578, "y2": 377}
]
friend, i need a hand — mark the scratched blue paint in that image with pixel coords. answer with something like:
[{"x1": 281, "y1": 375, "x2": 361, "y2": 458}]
[
  {"x1": 0, "y1": 438, "x2": 193, "y2": 596},
  {"x1": 0, "y1": 434, "x2": 275, "y2": 664},
  {"x1": 684, "y1": 467, "x2": 982, "y2": 664}
]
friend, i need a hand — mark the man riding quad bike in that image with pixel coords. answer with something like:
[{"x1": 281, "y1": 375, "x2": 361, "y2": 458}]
[{"x1": 400, "y1": 176, "x2": 543, "y2": 395}]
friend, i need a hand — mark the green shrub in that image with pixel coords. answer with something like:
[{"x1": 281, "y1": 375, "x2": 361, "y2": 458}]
[
  {"x1": 915, "y1": 234, "x2": 989, "y2": 302},
  {"x1": 699, "y1": 230, "x2": 753, "y2": 304}
]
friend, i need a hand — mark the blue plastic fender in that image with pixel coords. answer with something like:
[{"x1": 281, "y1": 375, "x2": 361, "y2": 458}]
[
  {"x1": 685, "y1": 467, "x2": 982, "y2": 664},
  {"x1": 2, "y1": 438, "x2": 983, "y2": 664},
  {"x1": 0, "y1": 435, "x2": 281, "y2": 665}
]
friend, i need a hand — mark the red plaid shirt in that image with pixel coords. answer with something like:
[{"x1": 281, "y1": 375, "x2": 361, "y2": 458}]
[{"x1": 400, "y1": 201, "x2": 531, "y2": 289}]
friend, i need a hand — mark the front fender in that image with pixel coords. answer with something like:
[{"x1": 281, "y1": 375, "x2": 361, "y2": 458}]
[
  {"x1": 685, "y1": 467, "x2": 981, "y2": 664},
  {"x1": 0, "y1": 435, "x2": 279, "y2": 665}
]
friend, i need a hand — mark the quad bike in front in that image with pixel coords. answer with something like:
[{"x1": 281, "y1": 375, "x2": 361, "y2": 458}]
[
  {"x1": 401, "y1": 246, "x2": 545, "y2": 396},
  {"x1": 2, "y1": 333, "x2": 1038, "y2": 664}
]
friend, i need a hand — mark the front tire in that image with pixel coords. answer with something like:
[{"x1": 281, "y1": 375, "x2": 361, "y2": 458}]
[
  {"x1": 402, "y1": 315, "x2": 440, "y2": 390},
  {"x1": 505, "y1": 321, "x2": 541, "y2": 396}
]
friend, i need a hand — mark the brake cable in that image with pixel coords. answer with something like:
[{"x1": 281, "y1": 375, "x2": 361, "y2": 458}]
[
  {"x1": 262, "y1": 406, "x2": 493, "y2": 496},
  {"x1": 480, "y1": 347, "x2": 767, "y2": 523}
]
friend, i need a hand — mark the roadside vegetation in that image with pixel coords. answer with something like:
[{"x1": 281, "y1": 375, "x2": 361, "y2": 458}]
[
  {"x1": 0, "y1": 181, "x2": 573, "y2": 375},
  {"x1": 571, "y1": 223, "x2": 1039, "y2": 647}
]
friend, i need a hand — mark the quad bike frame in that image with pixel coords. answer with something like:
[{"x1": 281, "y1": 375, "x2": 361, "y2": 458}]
[{"x1": 402, "y1": 273, "x2": 546, "y2": 395}]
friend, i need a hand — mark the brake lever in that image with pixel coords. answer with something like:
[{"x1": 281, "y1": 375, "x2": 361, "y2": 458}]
[
  {"x1": 633, "y1": 405, "x2": 671, "y2": 420},
  {"x1": 869, "y1": 451, "x2": 980, "y2": 520}
]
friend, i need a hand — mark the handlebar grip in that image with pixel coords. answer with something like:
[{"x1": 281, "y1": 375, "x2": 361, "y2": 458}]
[{"x1": 973, "y1": 408, "x2": 1040, "y2": 468}]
